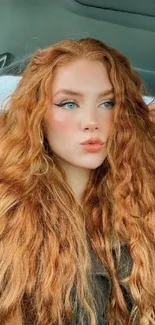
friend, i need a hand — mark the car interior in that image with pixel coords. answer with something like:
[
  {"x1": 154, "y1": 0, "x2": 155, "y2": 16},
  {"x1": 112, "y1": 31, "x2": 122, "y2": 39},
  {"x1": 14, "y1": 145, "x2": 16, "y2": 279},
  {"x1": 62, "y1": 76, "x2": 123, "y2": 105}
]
[{"x1": 0, "y1": 0, "x2": 154, "y2": 103}]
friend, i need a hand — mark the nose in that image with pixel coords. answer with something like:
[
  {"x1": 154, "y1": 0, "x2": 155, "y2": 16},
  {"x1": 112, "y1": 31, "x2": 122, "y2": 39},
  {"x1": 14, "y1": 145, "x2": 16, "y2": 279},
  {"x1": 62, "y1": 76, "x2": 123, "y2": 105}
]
[
  {"x1": 81, "y1": 110, "x2": 99, "y2": 131},
  {"x1": 83, "y1": 121, "x2": 98, "y2": 131}
]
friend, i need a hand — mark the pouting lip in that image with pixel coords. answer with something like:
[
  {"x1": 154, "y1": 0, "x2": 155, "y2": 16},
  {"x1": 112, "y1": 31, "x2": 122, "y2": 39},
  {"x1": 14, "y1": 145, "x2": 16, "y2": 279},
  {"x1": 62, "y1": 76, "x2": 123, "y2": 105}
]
[{"x1": 80, "y1": 137, "x2": 104, "y2": 145}]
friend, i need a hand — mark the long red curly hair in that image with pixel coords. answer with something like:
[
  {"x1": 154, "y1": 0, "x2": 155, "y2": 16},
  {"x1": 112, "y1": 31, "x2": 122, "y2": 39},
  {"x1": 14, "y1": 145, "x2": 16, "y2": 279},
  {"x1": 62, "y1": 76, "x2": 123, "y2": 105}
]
[{"x1": 0, "y1": 38, "x2": 155, "y2": 325}]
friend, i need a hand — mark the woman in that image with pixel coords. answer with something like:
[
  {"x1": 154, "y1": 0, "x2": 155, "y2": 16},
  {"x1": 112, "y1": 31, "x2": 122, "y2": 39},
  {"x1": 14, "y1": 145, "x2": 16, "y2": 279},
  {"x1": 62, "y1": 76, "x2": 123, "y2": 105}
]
[{"x1": 0, "y1": 38, "x2": 155, "y2": 325}]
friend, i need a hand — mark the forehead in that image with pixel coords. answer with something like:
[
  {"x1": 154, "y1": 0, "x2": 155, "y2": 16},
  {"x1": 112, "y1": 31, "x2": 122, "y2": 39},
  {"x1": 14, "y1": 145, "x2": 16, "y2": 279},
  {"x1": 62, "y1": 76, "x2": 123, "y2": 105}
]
[{"x1": 51, "y1": 59, "x2": 112, "y2": 94}]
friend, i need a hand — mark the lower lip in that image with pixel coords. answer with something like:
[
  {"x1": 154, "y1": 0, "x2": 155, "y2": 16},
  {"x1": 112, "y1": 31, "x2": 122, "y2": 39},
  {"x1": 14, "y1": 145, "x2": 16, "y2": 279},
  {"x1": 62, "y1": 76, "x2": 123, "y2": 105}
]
[{"x1": 81, "y1": 143, "x2": 103, "y2": 152}]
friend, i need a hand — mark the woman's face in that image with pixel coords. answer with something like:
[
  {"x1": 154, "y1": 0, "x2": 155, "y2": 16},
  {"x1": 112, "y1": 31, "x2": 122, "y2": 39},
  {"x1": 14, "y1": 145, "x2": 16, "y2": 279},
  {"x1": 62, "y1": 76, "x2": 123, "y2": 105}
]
[{"x1": 43, "y1": 59, "x2": 115, "y2": 170}]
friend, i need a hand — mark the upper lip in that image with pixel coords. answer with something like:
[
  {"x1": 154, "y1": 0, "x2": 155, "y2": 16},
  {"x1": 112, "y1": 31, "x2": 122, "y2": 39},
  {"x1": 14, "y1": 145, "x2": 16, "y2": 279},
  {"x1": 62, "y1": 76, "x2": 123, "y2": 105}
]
[{"x1": 80, "y1": 137, "x2": 104, "y2": 145}]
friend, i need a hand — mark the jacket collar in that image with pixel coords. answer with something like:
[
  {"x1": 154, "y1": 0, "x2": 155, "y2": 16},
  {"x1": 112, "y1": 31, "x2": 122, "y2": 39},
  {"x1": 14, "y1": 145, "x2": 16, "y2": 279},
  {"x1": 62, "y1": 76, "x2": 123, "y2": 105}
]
[{"x1": 89, "y1": 242, "x2": 133, "y2": 280}]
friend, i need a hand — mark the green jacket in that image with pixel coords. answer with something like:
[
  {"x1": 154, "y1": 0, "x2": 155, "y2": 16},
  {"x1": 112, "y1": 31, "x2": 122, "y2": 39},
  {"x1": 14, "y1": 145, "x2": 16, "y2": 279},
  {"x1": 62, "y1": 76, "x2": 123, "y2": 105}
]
[
  {"x1": 23, "y1": 244, "x2": 133, "y2": 325},
  {"x1": 88, "y1": 243, "x2": 134, "y2": 324}
]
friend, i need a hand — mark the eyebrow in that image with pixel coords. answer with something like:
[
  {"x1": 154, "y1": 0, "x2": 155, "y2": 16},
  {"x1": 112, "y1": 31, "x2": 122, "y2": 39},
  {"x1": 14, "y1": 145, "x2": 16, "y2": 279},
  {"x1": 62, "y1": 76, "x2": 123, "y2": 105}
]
[{"x1": 53, "y1": 88, "x2": 114, "y2": 98}]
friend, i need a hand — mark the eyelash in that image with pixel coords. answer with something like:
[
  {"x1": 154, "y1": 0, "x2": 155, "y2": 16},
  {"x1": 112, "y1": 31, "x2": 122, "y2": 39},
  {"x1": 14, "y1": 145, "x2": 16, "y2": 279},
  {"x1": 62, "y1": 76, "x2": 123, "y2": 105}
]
[
  {"x1": 55, "y1": 99, "x2": 115, "y2": 110},
  {"x1": 55, "y1": 100, "x2": 78, "y2": 109}
]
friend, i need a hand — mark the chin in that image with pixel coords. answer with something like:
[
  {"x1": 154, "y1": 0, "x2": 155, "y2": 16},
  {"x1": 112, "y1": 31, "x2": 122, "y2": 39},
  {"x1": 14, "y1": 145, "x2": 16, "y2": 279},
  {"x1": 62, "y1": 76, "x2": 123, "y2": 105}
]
[
  {"x1": 87, "y1": 164, "x2": 103, "y2": 170},
  {"x1": 83, "y1": 156, "x2": 106, "y2": 169},
  {"x1": 80, "y1": 161, "x2": 105, "y2": 170}
]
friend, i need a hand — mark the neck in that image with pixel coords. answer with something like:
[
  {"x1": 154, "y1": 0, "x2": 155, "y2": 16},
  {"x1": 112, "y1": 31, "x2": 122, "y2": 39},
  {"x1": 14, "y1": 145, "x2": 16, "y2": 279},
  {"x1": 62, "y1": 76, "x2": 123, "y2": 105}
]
[
  {"x1": 57, "y1": 160, "x2": 91, "y2": 204},
  {"x1": 67, "y1": 168, "x2": 90, "y2": 203}
]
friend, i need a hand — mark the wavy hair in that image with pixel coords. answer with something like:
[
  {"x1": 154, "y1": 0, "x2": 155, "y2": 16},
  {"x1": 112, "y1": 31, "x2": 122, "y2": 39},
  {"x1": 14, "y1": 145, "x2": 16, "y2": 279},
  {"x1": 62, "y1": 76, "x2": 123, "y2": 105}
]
[{"x1": 0, "y1": 38, "x2": 155, "y2": 325}]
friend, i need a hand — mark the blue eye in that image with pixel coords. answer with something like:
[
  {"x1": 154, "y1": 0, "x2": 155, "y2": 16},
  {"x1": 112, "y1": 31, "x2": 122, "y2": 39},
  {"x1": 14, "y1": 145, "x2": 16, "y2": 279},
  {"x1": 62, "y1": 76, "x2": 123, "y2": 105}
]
[
  {"x1": 55, "y1": 100, "x2": 78, "y2": 109},
  {"x1": 100, "y1": 100, "x2": 115, "y2": 109}
]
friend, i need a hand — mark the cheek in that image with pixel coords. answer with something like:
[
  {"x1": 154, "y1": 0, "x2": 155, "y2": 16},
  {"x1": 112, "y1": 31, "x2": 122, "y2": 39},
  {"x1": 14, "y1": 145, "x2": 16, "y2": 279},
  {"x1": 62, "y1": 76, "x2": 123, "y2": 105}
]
[
  {"x1": 44, "y1": 109, "x2": 76, "y2": 136},
  {"x1": 52, "y1": 119, "x2": 70, "y2": 133},
  {"x1": 101, "y1": 111, "x2": 114, "y2": 132}
]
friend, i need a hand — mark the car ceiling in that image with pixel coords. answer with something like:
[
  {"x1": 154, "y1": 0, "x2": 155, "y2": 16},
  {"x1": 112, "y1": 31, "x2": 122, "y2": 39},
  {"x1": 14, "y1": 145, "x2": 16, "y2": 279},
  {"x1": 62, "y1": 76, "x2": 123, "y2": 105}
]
[{"x1": 0, "y1": 0, "x2": 155, "y2": 95}]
